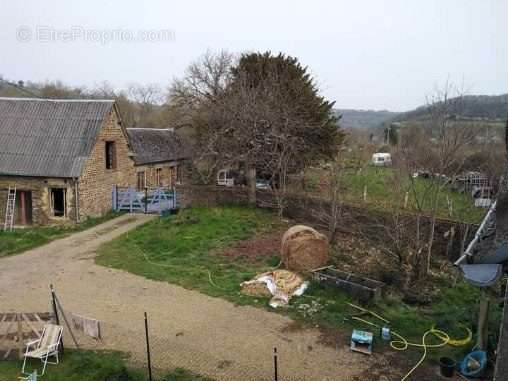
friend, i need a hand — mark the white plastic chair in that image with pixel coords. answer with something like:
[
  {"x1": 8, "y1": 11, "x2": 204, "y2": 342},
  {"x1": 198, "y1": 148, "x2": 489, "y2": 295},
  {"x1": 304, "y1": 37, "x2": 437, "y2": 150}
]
[
  {"x1": 18, "y1": 370, "x2": 37, "y2": 380},
  {"x1": 22, "y1": 324, "x2": 63, "y2": 376}
]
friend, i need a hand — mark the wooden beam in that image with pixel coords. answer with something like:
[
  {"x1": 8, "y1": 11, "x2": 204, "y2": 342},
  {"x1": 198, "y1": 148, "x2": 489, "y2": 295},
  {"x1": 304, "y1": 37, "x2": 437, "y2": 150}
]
[
  {"x1": 0, "y1": 316, "x2": 15, "y2": 345},
  {"x1": 20, "y1": 191, "x2": 26, "y2": 225},
  {"x1": 17, "y1": 313, "x2": 23, "y2": 360},
  {"x1": 0, "y1": 312, "x2": 52, "y2": 321},
  {"x1": 21, "y1": 313, "x2": 41, "y2": 339}
]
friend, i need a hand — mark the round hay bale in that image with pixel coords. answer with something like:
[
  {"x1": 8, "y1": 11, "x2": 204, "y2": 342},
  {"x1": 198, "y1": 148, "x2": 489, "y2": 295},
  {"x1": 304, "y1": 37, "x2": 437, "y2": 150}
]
[{"x1": 281, "y1": 225, "x2": 329, "y2": 272}]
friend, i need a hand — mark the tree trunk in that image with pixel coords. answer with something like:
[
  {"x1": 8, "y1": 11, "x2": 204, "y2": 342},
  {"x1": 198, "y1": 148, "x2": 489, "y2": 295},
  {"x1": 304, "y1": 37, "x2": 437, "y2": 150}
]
[
  {"x1": 247, "y1": 165, "x2": 257, "y2": 206},
  {"x1": 426, "y1": 216, "x2": 436, "y2": 275},
  {"x1": 426, "y1": 187, "x2": 441, "y2": 275}
]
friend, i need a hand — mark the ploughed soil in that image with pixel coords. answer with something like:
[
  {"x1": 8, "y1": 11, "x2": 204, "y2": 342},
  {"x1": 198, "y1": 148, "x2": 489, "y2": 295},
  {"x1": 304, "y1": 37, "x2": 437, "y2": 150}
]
[{"x1": 220, "y1": 231, "x2": 284, "y2": 263}]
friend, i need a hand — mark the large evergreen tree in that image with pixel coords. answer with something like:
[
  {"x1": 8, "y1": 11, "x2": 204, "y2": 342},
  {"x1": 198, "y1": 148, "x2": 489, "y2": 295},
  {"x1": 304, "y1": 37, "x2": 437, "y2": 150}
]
[
  {"x1": 228, "y1": 52, "x2": 342, "y2": 168},
  {"x1": 220, "y1": 51, "x2": 343, "y2": 209}
]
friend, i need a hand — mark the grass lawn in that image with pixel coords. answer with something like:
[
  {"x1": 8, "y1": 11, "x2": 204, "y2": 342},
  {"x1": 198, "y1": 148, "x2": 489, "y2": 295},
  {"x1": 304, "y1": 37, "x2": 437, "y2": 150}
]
[
  {"x1": 299, "y1": 166, "x2": 486, "y2": 223},
  {"x1": 0, "y1": 211, "x2": 123, "y2": 258},
  {"x1": 289, "y1": 280, "x2": 503, "y2": 361},
  {"x1": 96, "y1": 206, "x2": 283, "y2": 305},
  {"x1": 96, "y1": 205, "x2": 502, "y2": 363},
  {"x1": 0, "y1": 350, "x2": 211, "y2": 381}
]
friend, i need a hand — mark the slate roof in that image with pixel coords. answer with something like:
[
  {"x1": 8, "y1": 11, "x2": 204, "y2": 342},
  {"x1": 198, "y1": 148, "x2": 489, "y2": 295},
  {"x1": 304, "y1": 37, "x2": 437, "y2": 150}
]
[
  {"x1": 126, "y1": 128, "x2": 192, "y2": 165},
  {"x1": 0, "y1": 97, "x2": 115, "y2": 178}
]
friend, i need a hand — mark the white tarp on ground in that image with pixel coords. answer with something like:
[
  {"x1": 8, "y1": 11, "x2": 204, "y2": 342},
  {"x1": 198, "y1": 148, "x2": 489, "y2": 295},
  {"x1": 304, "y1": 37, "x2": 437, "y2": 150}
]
[{"x1": 241, "y1": 270, "x2": 309, "y2": 308}]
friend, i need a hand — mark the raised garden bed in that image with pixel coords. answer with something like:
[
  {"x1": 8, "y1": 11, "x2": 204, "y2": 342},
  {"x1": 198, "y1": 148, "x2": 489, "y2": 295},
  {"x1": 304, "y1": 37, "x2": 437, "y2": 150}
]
[{"x1": 311, "y1": 267, "x2": 385, "y2": 302}]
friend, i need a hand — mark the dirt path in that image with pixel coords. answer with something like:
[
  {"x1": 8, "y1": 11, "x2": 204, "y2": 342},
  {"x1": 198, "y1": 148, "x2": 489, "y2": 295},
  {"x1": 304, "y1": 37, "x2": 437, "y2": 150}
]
[{"x1": 0, "y1": 214, "x2": 370, "y2": 381}]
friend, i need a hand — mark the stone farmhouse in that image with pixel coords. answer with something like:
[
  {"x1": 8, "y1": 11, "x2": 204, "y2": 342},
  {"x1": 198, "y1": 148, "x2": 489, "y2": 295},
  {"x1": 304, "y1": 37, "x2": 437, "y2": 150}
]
[
  {"x1": 0, "y1": 97, "x2": 137, "y2": 225},
  {"x1": 126, "y1": 128, "x2": 192, "y2": 190}
]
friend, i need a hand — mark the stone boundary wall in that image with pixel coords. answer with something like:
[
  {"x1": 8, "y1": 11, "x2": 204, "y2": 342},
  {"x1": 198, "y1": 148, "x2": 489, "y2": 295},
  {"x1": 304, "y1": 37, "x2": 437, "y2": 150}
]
[{"x1": 177, "y1": 185, "x2": 476, "y2": 260}]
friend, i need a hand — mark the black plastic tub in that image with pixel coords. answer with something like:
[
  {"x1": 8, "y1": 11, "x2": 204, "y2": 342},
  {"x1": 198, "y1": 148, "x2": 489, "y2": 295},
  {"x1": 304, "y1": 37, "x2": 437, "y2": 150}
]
[{"x1": 439, "y1": 357, "x2": 456, "y2": 378}]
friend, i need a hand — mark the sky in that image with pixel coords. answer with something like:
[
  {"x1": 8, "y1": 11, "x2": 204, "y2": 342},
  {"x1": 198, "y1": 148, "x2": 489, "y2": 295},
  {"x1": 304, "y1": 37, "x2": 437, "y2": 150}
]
[{"x1": 0, "y1": 0, "x2": 506, "y2": 111}]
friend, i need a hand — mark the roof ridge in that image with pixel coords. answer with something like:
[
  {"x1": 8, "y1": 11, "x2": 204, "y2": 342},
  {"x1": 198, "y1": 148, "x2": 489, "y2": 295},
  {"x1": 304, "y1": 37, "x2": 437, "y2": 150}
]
[
  {"x1": 0, "y1": 98, "x2": 115, "y2": 177},
  {"x1": 0, "y1": 97, "x2": 114, "y2": 102},
  {"x1": 127, "y1": 127, "x2": 175, "y2": 131}
]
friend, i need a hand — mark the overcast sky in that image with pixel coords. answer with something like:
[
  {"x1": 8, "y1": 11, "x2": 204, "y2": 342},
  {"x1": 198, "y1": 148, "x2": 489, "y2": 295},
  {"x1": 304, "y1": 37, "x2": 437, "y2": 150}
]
[{"x1": 0, "y1": 0, "x2": 506, "y2": 111}]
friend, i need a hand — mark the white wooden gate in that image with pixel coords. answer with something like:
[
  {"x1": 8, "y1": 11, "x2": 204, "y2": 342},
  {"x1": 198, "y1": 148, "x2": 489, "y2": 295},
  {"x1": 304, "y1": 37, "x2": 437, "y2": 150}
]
[{"x1": 112, "y1": 186, "x2": 177, "y2": 214}]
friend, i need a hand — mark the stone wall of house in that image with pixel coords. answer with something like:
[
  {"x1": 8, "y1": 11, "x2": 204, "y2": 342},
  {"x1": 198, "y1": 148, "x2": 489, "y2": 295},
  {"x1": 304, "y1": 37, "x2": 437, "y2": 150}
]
[
  {"x1": 134, "y1": 160, "x2": 192, "y2": 189},
  {"x1": 0, "y1": 176, "x2": 77, "y2": 225},
  {"x1": 78, "y1": 109, "x2": 136, "y2": 219}
]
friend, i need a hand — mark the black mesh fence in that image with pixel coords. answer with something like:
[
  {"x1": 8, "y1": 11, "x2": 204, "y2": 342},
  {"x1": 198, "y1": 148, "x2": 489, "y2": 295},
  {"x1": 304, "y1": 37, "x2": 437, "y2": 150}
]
[{"x1": 54, "y1": 301, "x2": 345, "y2": 381}]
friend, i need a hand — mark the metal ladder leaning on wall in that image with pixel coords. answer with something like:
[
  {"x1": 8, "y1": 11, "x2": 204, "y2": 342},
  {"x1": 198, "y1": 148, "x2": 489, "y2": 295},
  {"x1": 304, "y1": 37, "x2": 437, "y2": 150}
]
[{"x1": 3, "y1": 187, "x2": 16, "y2": 231}]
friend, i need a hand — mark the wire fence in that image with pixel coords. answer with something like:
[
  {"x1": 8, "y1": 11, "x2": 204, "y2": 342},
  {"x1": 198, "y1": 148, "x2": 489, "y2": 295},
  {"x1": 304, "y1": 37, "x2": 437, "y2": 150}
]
[
  {"x1": 51, "y1": 287, "x2": 324, "y2": 381},
  {"x1": 18, "y1": 284, "x2": 508, "y2": 381}
]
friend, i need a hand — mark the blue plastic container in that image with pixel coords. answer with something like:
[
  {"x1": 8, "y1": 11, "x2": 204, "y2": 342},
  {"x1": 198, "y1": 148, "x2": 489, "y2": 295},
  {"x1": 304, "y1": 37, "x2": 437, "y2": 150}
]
[{"x1": 460, "y1": 350, "x2": 487, "y2": 378}]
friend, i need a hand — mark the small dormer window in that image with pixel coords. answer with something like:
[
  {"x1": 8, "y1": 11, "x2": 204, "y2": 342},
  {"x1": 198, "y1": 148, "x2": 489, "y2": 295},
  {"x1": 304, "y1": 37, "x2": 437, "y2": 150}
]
[{"x1": 105, "y1": 141, "x2": 116, "y2": 169}]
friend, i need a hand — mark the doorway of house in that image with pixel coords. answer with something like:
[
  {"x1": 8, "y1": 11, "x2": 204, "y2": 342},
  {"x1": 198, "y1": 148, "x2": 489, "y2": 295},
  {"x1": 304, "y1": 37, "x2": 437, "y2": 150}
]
[{"x1": 15, "y1": 190, "x2": 33, "y2": 225}]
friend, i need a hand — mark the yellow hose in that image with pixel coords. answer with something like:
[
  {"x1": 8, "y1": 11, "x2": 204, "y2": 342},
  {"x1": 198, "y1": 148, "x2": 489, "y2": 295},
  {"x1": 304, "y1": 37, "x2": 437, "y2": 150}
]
[
  {"x1": 397, "y1": 328, "x2": 449, "y2": 381},
  {"x1": 347, "y1": 302, "x2": 390, "y2": 323},
  {"x1": 433, "y1": 325, "x2": 472, "y2": 347},
  {"x1": 349, "y1": 306, "x2": 471, "y2": 381}
]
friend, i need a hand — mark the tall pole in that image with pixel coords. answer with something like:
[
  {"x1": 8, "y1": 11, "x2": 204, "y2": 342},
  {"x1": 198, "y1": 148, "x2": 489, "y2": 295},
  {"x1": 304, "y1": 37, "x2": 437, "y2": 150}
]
[
  {"x1": 477, "y1": 289, "x2": 489, "y2": 350},
  {"x1": 50, "y1": 284, "x2": 64, "y2": 354},
  {"x1": 144, "y1": 312, "x2": 153, "y2": 381},
  {"x1": 273, "y1": 347, "x2": 278, "y2": 381}
]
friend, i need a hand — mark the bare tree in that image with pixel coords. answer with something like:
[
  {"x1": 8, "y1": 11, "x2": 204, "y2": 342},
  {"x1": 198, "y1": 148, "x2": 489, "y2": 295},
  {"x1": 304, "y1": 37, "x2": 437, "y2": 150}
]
[
  {"x1": 166, "y1": 50, "x2": 236, "y2": 184},
  {"x1": 127, "y1": 83, "x2": 164, "y2": 127},
  {"x1": 397, "y1": 83, "x2": 478, "y2": 276},
  {"x1": 310, "y1": 148, "x2": 352, "y2": 244},
  {"x1": 89, "y1": 81, "x2": 139, "y2": 128},
  {"x1": 170, "y1": 50, "x2": 234, "y2": 105}
]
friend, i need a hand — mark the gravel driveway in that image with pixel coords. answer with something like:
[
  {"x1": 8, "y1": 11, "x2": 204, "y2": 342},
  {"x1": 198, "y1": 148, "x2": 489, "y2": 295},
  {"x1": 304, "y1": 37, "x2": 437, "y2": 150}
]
[{"x1": 0, "y1": 214, "x2": 370, "y2": 381}]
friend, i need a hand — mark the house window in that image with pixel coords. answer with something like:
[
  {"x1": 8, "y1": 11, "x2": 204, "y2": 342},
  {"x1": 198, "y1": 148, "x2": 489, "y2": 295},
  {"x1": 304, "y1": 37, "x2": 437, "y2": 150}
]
[
  {"x1": 105, "y1": 141, "x2": 116, "y2": 169},
  {"x1": 137, "y1": 171, "x2": 146, "y2": 190},
  {"x1": 156, "y1": 168, "x2": 163, "y2": 187},
  {"x1": 50, "y1": 188, "x2": 66, "y2": 217}
]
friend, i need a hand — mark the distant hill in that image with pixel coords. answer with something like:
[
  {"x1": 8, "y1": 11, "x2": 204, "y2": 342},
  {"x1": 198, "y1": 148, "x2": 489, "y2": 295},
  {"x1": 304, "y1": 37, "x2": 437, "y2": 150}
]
[
  {"x1": 335, "y1": 109, "x2": 399, "y2": 129},
  {"x1": 395, "y1": 94, "x2": 508, "y2": 122}
]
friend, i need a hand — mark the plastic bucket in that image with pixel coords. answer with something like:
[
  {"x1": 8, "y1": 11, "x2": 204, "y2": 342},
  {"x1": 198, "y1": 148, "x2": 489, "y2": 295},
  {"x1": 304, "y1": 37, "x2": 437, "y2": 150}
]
[{"x1": 439, "y1": 357, "x2": 456, "y2": 378}]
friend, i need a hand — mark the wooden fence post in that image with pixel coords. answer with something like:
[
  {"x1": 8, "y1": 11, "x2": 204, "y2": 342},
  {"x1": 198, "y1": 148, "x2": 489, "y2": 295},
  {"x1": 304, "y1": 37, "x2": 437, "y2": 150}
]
[
  {"x1": 273, "y1": 347, "x2": 278, "y2": 381},
  {"x1": 144, "y1": 312, "x2": 153, "y2": 381},
  {"x1": 50, "y1": 285, "x2": 64, "y2": 354},
  {"x1": 17, "y1": 314, "x2": 23, "y2": 359}
]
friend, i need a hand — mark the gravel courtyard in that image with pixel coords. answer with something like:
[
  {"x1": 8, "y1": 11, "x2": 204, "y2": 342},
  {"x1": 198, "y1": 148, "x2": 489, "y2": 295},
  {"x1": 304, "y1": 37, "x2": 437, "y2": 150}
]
[{"x1": 0, "y1": 214, "x2": 371, "y2": 381}]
